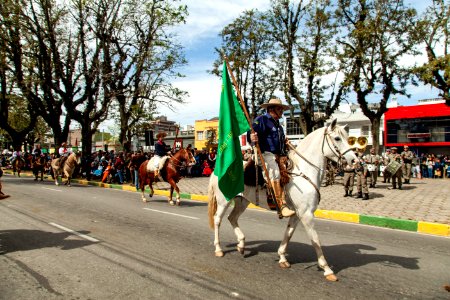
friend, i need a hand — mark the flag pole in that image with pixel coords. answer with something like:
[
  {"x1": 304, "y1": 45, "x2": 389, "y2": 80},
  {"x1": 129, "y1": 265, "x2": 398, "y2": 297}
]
[{"x1": 223, "y1": 56, "x2": 282, "y2": 218}]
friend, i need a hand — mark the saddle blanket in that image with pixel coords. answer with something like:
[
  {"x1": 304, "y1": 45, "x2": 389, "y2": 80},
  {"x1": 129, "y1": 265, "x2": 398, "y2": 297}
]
[{"x1": 147, "y1": 156, "x2": 169, "y2": 173}]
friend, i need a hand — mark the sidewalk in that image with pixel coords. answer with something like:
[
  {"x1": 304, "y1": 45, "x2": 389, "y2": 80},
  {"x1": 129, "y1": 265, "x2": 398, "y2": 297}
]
[
  {"x1": 3, "y1": 170, "x2": 449, "y2": 236},
  {"x1": 147, "y1": 175, "x2": 450, "y2": 236}
]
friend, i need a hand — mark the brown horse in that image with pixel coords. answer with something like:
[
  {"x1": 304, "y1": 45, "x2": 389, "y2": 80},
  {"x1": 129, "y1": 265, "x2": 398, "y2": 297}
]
[
  {"x1": 12, "y1": 158, "x2": 24, "y2": 177},
  {"x1": 139, "y1": 148, "x2": 196, "y2": 205},
  {"x1": 51, "y1": 152, "x2": 81, "y2": 186},
  {"x1": 32, "y1": 155, "x2": 48, "y2": 181}
]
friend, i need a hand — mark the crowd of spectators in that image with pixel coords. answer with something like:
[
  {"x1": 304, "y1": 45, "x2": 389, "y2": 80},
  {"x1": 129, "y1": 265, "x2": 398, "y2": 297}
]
[
  {"x1": 0, "y1": 146, "x2": 219, "y2": 186},
  {"x1": 1, "y1": 149, "x2": 449, "y2": 183},
  {"x1": 416, "y1": 153, "x2": 450, "y2": 179}
]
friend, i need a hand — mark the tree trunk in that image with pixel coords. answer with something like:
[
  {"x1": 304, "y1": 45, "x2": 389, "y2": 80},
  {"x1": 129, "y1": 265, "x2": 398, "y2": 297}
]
[{"x1": 371, "y1": 117, "x2": 381, "y2": 153}]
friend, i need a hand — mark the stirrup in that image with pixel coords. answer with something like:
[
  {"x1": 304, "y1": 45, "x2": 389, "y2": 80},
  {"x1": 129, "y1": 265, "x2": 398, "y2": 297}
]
[{"x1": 280, "y1": 205, "x2": 295, "y2": 217}]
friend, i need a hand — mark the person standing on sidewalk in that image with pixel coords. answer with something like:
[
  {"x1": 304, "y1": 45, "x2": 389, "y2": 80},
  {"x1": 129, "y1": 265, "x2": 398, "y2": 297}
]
[
  {"x1": 401, "y1": 145, "x2": 414, "y2": 184},
  {"x1": 0, "y1": 167, "x2": 10, "y2": 200},
  {"x1": 342, "y1": 157, "x2": 355, "y2": 197},
  {"x1": 364, "y1": 147, "x2": 381, "y2": 188},
  {"x1": 354, "y1": 148, "x2": 369, "y2": 200},
  {"x1": 387, "y1": 147, "x2": 403, "y2": 189},
  {"x1": 382, "y1": 149, "x2": 391, "y2": 183}
]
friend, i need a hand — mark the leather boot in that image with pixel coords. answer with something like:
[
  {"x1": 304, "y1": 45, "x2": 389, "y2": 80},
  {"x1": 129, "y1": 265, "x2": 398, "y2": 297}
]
[
  {"x1": 348, "y1": 191, "x2": 352, "y2": 196},
  {"x1": 343, "y1": 190, "x2": 349, "y2": 197},
  {"x1": 271, "y1": 180, "x2": 295, "y2": 218},
  {"x1": 362, "y1": 193, "x2": 369, "y2": 200},
  {"x1": 357, "y1": 192, "x2": 362, "y2": 198},
  {"x1": 59, "y1": 156, "x2": 67, "y2": 168},
  {"x1": 392, "y1": 184, "x2": 397, "y2": 189},
  {"x1": 154, "y1": 169, "x2": 163, "y2": 182}
]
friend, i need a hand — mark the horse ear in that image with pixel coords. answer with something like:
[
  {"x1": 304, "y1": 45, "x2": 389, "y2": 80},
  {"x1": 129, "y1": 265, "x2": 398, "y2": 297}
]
[{"x1": 329, "y1": 118, "x2": 338, "y2": 131}]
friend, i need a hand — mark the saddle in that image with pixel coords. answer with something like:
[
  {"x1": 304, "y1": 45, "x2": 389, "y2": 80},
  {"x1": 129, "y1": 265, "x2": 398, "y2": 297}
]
[{"x1": 243, "y1": 156, "x2": 291, "y2": 187}]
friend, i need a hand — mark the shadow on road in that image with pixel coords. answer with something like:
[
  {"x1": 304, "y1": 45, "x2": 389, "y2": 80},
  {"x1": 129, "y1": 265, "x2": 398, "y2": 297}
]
[
  {"x1": 0, "y1": 229, "x2": 97, "y2": 254},
  {"x1": 227, "y1": 240, "x2": 419, "y2": 274}
]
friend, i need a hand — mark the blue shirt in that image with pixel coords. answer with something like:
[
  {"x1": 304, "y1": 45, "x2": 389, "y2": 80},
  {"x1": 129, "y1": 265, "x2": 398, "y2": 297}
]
[
  {"x1": 155, "y1": 140, "x2": 167, "y2": 157},
  {"x1": 249, "y1": 113, "x2": 286, "y2": 155}
]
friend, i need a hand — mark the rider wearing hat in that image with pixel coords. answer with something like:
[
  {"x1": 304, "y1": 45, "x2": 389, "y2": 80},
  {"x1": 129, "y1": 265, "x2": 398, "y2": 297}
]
[
  {"x1": 401, "y1": 145, "x2": 414, "y2": 184},
  {"x1": 249, "y1": 98, "x2": 295, "y2": 218},
  {"x1": 154, "y1": 132, "x2": 170, "y2": 180},
  {"x1": 58, "y1": 142, "x2": 72, "y2": 168}
]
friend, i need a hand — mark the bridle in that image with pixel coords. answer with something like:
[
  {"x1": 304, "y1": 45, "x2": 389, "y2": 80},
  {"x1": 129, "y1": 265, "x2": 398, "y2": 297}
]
[
  {"x1": 287, "y1": 126, "x2": 353, "y2": 203},
  {"x1": 169, "y1": 149, "x2": 195, "y2": 169}
]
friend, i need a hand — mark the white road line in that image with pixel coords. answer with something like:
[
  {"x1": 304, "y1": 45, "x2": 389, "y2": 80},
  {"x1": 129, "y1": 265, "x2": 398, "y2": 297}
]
[
  {"x1": 143, "y1": 208, "x2": 199, "y2": 220},
  {"x1": 42, "y1": 187, "x2": 62, "y2": 192},
  {"x1": 49, "y1": 222, "x2": 99, "y2": 242}
]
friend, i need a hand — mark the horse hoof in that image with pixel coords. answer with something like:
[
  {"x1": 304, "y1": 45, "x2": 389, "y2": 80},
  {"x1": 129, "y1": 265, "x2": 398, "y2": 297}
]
[
  {"x1": 325, "y1": 274, "x2": 338, "y2": 282},
  {"x1": 237, "y1": 246, "x2": 244, "y2": 254},
  {"x1": 215, "y1": 251, "x2": 224, "y2": 257},
  {"x1": 169, "y1": 201, "x2": 175, "y2": 206},
  {"x1": 142, "y1": 198, "x2": 147, "y2": 203},
  {"x1": 279, "y1": 261, "x2": 291, "y2": 269}
]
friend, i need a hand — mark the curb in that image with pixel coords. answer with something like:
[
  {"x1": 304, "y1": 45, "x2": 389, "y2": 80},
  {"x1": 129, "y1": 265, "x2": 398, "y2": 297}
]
[{"x1": 3, "y1": 170, "x2": 449, "y2": 237}]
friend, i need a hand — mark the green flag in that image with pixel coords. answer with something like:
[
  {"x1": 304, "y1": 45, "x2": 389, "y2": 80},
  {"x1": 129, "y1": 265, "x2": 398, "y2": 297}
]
[{"x1": 214, "y1": 62, "x2": 251, "y2": 201}]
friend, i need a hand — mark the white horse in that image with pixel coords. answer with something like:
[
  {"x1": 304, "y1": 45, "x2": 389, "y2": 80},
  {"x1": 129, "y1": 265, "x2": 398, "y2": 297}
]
[
  {"x1": 51, "y1": 152, "x2": 81, "y2": 186},
  {"x1": 207, "y1": 119, "x2": 357, "y2": 281}
]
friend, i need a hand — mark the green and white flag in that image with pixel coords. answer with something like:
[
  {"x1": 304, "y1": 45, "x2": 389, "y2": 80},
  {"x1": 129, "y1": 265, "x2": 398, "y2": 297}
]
[{"x1": 214, "y1": 62, "x2": 250, "y2": 201}]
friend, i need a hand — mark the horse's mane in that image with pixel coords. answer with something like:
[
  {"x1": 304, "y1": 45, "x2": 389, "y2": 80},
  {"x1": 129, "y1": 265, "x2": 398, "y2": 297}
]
[{"x1": 289, "y1": 124, "x2": 348, "y2": 167}]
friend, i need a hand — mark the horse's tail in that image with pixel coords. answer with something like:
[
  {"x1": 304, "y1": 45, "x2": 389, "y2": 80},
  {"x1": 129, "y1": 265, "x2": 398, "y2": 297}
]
[{"x1": 207, "y1": 178, "x2": 217, "y2": 230}]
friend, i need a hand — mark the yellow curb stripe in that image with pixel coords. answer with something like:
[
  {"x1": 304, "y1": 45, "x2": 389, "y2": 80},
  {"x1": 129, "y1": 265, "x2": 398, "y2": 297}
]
[
  {"x1": 417, "y1": 221, "x2": 450, "y2": 237},
  {"x1": 154, "y1": 190, "x2": 170, "y2": 197},
  {"x1": 121, "y1": 185, "x2": 137, "y2": 192},
  {"x1": 190, "y1": 194, "x2": 209, "y2": 202},
  {"x1": 314, "y1": 210, "x2": 360, "y2": 223}
]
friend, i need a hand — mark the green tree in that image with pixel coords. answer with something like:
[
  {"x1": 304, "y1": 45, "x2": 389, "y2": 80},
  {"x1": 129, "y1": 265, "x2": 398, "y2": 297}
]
[
  {"x1": 270, "y1": 0, "x2": 348, "y2": 134},
  {"x1": 336, "y1": 0, "x2": 419, "y2": 152},
  {"x1": 102, "y1": 0, "x2": 188, "y2": 150},
  {"x1": 0, "y1": 0, "x2": 39, "y2": 150},
  {"x1": 212, "y1": 9, "x2": 277, "y2": 120},
  {"x1": 413, "y1": 0, "x2": 449, "y2": 102}
]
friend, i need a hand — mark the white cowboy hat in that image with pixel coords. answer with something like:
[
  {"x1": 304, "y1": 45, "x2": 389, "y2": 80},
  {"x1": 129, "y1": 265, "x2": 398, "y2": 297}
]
[{"x1": 260, "y1": 98, "x2": 291, "y2": 111}]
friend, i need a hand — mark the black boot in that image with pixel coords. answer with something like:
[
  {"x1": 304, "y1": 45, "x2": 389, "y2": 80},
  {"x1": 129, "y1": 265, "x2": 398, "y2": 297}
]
[
  {"x1": 348, "y1": 191, "x2": 353, "y2": 196},
  {"x1": 398, "y1": 185, "x2": 402, "y2": 190},
  {"x1": 392, "y1": 184, "x2": 397, "y2": 189},
  {"x1": 357, "y1": 192, "x2": 362, "y2": 198},
  {"x1": 383, "y1": 179, "x2": 386, "y2": 183},
  {"x1": 362, "y1": 193, "x2": 369, "y2": 200},
  {"x1": 344, "y1": 190, "x2": 349, "y2": 197}
]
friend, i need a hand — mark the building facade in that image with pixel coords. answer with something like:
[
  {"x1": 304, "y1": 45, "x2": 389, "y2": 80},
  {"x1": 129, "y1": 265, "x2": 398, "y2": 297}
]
[
  {"x1": 194, "y1": 118, "x2": 218, "y2": 150},
  {"x1": 384, "y1": 101, "x2": 450, "y2": 154}
]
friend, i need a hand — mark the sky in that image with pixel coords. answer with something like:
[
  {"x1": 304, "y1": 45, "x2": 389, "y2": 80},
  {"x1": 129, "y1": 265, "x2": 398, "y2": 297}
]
[{"x1": 155, "y1": 0, "x2": 440, "y2": 128}]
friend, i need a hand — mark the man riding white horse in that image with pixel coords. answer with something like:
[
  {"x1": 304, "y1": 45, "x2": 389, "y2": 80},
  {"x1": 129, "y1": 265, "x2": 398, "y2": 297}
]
[
  {"x1": 58, "y1": 142, "x2": 72, "y2": 168},
  {"x1": 249, "y1": 98, "x2": 295, "y2": 218}
]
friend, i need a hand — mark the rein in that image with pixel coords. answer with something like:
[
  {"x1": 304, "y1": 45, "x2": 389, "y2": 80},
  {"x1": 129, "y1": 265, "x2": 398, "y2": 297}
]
[
  {"x1": 169, "y1": 150, "x2": 193, "y2": 169},
  {"x1": 287, "y1": 127, "x2": 351, "y2": 203}
]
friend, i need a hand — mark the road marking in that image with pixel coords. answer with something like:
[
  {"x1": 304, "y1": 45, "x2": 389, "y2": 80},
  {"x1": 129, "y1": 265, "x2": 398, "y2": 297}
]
[
  {"x1": 143, "y1": 208, "x2": 199, "y2": 220},
  {"x1": 42, "y1": 187, "x2": 62, "y2": 192},
  {"x1": 49, "y1": 222, "x2": 99, "y2": 242}
]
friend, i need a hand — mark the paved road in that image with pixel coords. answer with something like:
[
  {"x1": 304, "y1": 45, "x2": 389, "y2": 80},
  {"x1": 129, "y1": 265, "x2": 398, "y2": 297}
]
[
  {"x1": 151, "y1": 175, "x2": 450, "y2": 225},
  {"x1": 1, "y1": 176, "x2": 449, "y2": 299}
]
